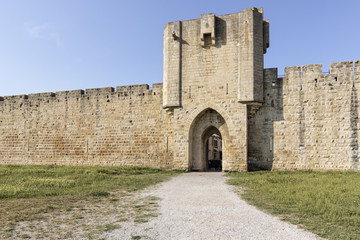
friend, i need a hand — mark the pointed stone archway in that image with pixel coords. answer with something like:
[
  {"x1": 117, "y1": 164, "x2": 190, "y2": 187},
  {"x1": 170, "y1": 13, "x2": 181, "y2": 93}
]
[{"x1": 188, "y1": 108, "x2": 229, "y2": 172}]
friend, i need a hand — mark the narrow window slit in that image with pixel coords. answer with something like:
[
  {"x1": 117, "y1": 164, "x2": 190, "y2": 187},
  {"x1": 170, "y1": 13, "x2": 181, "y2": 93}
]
[
  {"x1": 353, "y1": 61, "x2": 355, "y2": 86},
  {"x1": 300, "y1": 66, "x2": 303, "y2": 90}
]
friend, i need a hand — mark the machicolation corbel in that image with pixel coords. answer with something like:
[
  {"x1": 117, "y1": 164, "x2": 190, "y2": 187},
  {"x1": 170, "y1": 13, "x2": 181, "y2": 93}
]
[{"x1": 200, "y1": 13, "x2": 215, "y2": 48}]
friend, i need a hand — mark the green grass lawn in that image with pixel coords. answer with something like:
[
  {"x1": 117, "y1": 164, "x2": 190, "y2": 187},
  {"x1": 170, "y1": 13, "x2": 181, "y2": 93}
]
[
  {"x1": 227, "y1": 171, "x2": 360, "y2": 240},
  {"x1": 0, "y1": 164, "x2": 180, "y2": 233}
]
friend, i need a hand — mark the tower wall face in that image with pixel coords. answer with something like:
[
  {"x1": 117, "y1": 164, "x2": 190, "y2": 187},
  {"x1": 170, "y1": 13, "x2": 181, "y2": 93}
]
[
  {"x1": 162, "y1": 8, "x2": 268, "y2": 171},
  {"x1": 163, "y1": 7, "x2": 268, "y2": 108},
  {"x1": 0, "y1": 8, "x2": 359, "y2": 171}
]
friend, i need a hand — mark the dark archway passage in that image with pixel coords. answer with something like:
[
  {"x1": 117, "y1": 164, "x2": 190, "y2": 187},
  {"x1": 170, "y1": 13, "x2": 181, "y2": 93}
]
[
  {"x1": 188, "y1": 108, "x2": 228, "y2": 172},
  {"x1": 203, "y1": 128, "x2": 222, "y2": 171}
]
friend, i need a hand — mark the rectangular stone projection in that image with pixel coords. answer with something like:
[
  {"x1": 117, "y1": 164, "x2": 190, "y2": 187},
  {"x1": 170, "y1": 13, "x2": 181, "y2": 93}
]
[
  {"x1": 163, "y1": 21, "x2": 182, "y2": 108},
  {"x1": 238, "y1": 7, "x2": 268, "y2": 103},
  {"x1": 200, "y1": 13, "x2": 215, "y2": 47}
]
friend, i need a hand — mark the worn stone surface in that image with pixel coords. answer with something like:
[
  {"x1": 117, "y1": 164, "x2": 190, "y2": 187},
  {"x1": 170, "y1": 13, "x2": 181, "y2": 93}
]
[
  {"x1": 0, "y1": 85, "x2": 173, "y2": 168},
  {"x1": 0, "y1": 7, "x2": 359, "y2": 171}
]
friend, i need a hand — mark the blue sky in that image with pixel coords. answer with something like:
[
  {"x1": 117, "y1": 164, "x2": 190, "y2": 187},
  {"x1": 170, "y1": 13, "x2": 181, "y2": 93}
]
[{"x1": 0, "y1": 0, "x2": 359, "y2": 96}]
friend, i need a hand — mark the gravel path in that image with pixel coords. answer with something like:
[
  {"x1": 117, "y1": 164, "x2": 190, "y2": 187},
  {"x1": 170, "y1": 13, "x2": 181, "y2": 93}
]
[{"x1": 103, "y1": 172, "x2": 321, "y2": 240}]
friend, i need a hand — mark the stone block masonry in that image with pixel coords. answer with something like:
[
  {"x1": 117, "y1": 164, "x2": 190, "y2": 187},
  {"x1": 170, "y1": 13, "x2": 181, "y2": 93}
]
[
  {"x1": 272, "y1": 61, "x2": 360, "y2": 171},
  {"x1": 248, "y1": 61, "x2": 359, "y2": 171},
  {"x1": 0, "y1": 84, "x2": 174, "y2": 168},
  {"x1": 0, "y1": 7, "x2": 359, "y2": 171}
]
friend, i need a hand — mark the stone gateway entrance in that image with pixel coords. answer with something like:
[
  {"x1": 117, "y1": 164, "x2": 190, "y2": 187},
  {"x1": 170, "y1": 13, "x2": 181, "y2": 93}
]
[
  {"x1": 0, "y1": 8, "x2": 359, "y2": 171},
  {"x1": 188, "y1": 108, "x2": 228, "y2": 172}
]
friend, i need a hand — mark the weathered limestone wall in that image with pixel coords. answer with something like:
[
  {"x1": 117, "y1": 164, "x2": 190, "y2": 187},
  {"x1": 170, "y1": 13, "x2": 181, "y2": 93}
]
[
  {"x1": 162, "y1": 8, "x2": 268, "y2": 171},
  {"x1": 238, "y1": 8, "x2": 267, "y2": 102},
  {"x1": 275, "y1": 60, "x2": 360, "y2": 170},
  {"x1": 248, "y1": 61, "x2": 360, "y2": 171},
  {"x1": 247, "y1": 68, "x2": 283, "y2": 170},
  {"x1": 0, "y1": 84, "x2": 174, "y2": 168}
]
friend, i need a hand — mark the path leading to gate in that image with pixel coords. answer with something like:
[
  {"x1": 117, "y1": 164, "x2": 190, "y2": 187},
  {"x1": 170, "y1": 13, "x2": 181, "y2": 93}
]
[{"x1": 104, "y1": 172, "x2": 321, "y2": 240}]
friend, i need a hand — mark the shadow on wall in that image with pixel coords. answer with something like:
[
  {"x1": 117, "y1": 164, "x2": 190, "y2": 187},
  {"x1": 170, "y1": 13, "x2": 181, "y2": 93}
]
[
  {"x1": 247, "y1": 68, "x2": 284, "y2": 171},
  {"x1": 215, "y1": 17, "x2": 227, "y2": 47},
  {"x1": 351, "y1": 86, "x2": 359, "y2": 169}
]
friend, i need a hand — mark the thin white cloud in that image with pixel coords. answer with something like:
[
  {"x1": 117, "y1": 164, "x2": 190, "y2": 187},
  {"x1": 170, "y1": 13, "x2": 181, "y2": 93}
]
[
  {"x1": 26, "y1": 24, "x2": 48, "y2": 38},
  {"x1": 24, "y1": 23, "x2": 63, "y2": 47}
]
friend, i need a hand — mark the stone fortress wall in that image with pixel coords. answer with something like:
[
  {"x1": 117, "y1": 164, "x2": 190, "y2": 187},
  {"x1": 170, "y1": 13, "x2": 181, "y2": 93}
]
[
  {"x1": 0, "y1": 7, "x2": 359, "y2": 171},
  {"x1": 0, "y1": 84, "x2": 174, "y2": 168},
  {"x1": 248, "y1": 61, "x2": 360, "y2": 171}
]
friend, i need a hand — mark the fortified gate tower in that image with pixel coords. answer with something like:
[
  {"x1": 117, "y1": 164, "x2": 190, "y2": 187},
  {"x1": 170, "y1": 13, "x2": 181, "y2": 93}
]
[
  {"x1": 163, "y1": 7, "x2": 269, "y2": 171},
  {"x1": 2, "y1": 7, "x2": 356, "y2": 171}
]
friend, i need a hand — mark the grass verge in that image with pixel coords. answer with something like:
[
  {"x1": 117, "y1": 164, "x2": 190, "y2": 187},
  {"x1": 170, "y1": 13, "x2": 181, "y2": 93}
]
[
  {"x1": 227, "y1": 170, "x2": 360, "y2": 240},
  {"x1": 0, "y1": 164, "x2": 178, "y2": 199},
  {"x1": 0, "y1": 164, "x2": 180, "y2": 238}
]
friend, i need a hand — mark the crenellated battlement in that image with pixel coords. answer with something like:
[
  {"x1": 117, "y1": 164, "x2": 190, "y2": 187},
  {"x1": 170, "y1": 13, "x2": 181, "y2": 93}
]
[
  {"x1": 281, "y1": 60, "x2": 360, "y2": 92},
  {"x1": 330, "y1": 61, "x2": 354, "y2": 74},
  {"x1": 27, "y1": 92, "x2": 56, "y2": 101},
  {"x1": 55, "y1": 89, "x2": 85, "y2": 99},
  {"x1": 0, "y1": 83, "x2": 163, "y2": 109},
  {"x1": 85, "y1": 87, "x2": 114, "y2": 97}
]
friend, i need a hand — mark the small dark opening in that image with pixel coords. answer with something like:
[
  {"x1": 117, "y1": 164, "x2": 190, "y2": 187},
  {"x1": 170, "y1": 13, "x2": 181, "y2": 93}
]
[
  {"x1": 204, "y1": 33, "x2": 212, "y2": 48},
  {"x1": 334, "y1": 77, "x2": 337, "y2": 82},
  {"x1": 271, "y1": 82, "x2": 276, "y2": 87},
  {"x1": 314, "y1": 79, "x2": 318, "y2": 84}
]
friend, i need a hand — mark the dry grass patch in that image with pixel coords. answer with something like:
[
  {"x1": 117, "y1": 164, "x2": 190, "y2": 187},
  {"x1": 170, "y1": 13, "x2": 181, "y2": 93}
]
[{"x1": 0, "y1": 164, "x2": 180, "y2": 239}]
